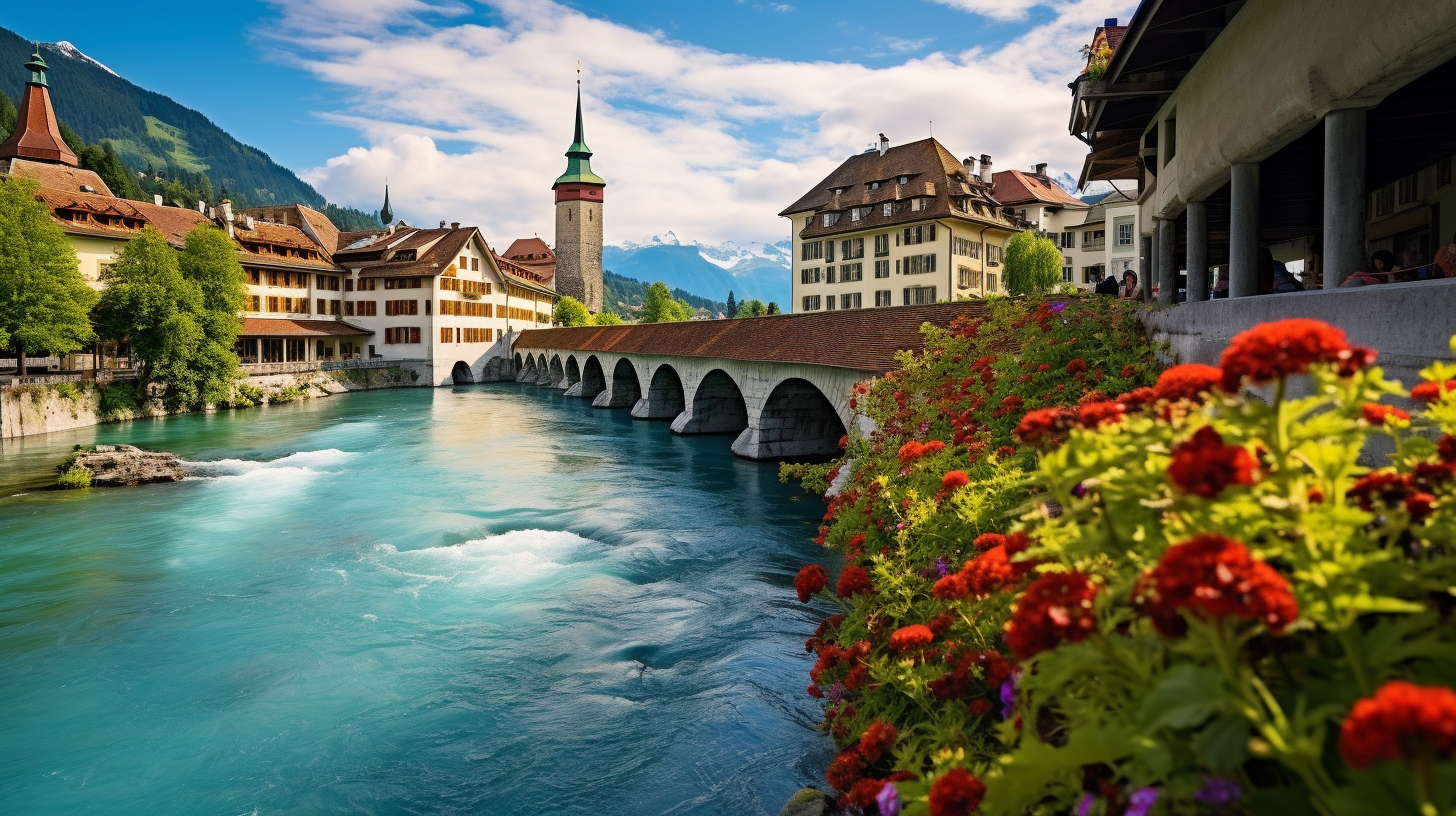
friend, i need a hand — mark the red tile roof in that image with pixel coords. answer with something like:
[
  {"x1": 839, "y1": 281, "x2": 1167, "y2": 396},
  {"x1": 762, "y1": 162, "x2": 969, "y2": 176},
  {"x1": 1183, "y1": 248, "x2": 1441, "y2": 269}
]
[
  {"x1": 33, "y1": 186, "x2": 212, "y2": 246},
  {"x1": 504, "y1": 237, "x2": 553, "y2": 260},
  {"x1": 240, "y1": 317, "x2": 373, "y2": 337},
  {"x1": 0, "y1": 82, "x2": 76, "y2": 166},
  {"x1": 5, "y1": 158, "x2": 112, "y2": 195},
  {"x1": 991, "y1": 169, "x2": 1088, "y2": 208},
  {"x1": 513, "y1": 302, "x2": 990, "y2": 372}
]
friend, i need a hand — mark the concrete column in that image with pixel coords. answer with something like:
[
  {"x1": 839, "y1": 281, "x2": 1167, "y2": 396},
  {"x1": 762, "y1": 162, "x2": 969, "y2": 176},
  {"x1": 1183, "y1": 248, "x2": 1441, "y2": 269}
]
[
  {"x1": 1229, "y1": 162, "x2": 1261, "y2": 298},
  {"x1": 1323, "y1": 107, "x2": 1368, "y2": 288},
  {"x1": 1139, "y1": 235, "x2": 1153, "y2": 302},
  {"x1": 1155, "y1": 218, "x2": 1176, "y2": 304},
  {"x1": 1186, "y1": 200, "x2": 1209, "y2": 302}
]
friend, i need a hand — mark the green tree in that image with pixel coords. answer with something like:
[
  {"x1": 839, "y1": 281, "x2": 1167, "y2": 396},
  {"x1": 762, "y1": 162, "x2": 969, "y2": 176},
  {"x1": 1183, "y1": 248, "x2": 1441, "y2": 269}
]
[
  {"x1": 639, "y1": 281, "x2": 692, "y2": 323},
  {"x1": 726, "y1": 290, "x2": 737, "y2": 317},
  {"x1": 0, "y1": 178, "x2": 96, "y2": 374},
  {"x1": 179, "y1": 225, "x2": 245, "y2": 405},
  {"x1": 57, "y1": 121, "x2": 86, "y2": 157},
  {"x1": 554, "y1": 296, "x2": 591, "y2": 327},
  {"x1": 766, "y1": 301, "x2": 781, "y2": 315},
  {"x1": 592, "y1": 311, "x2": 623, "y2": 326},
  {"x1": 0, "y1": 90, "x2": 17, "y2": 143},
  {"x1": 735, "y1": 298, "x2": 767, "y2": 318},
  {"x1": 1003, "y1": 229, "x2": 1063, "y2": 296},
  {"x1": 96, "y1": 227, "x2": 207, "y2": 408},
  {"x1": 76, "y1": 142, "x2": 146, "y2": 201}
]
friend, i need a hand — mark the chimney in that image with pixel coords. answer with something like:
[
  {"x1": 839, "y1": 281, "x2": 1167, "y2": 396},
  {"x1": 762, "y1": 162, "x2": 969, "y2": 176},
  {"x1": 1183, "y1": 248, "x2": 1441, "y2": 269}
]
[
  {"x1": 963, "y1": 156, "x2": 977, "y2": 181},
  {"x1": 979, "y1": 154, "x2": 993, "y2": 180},
  {"x1": 197, "y1": 200, "x2": 206, "y2": 213},
  {"x1": 244, "y1": 216, "x2": 255, "y2": 230},
  {"x1": 152, "y1": 194, "x2": 163, "y2": 206},
  {"x1": 220, "y1": 200, "x2": 234, "y2": 222},
  {"x1": 451, "y1": 222, "x2": 460, "y2": 229},
  {"x1": 1104, "y1": 17, "x2": 1118, "y2": 27},
  {"x1": 878, "y1": 133, "x2": 888, "y2": 156},
  {"x1": 1034, "y1": 162, "x2": 1048, "y2": 176}
]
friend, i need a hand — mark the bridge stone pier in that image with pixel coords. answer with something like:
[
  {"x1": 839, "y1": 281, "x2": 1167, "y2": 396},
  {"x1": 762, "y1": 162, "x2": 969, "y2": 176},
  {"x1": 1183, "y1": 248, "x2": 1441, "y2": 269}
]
[{"x1": 511, "y1": 303, "x2": 982, "y2": 461}]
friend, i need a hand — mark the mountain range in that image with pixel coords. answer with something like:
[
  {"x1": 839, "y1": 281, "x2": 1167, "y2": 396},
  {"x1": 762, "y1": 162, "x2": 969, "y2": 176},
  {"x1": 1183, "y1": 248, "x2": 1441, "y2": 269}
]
[{"x1": 604, "y1": 232, "x2": 792, "y2": 309}]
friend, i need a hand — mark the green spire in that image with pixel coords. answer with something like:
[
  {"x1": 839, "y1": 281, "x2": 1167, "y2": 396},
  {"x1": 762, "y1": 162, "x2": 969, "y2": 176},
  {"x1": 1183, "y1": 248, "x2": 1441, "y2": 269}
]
[
  {"x1": 380, "y1": 183, "x2": 393, "y2": 225},
  {"x1": 553, "y1": 86, "x2": 606, "y2": 188},
  {"x1": 25, "y1": 44, "x2": 48, "y2": 88}
]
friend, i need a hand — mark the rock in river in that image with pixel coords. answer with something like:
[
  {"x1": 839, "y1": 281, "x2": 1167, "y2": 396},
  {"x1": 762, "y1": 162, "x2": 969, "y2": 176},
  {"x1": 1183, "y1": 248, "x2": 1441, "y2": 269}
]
[{"x1": 64, "y1": 444, "x2": 186, "y2": 487}]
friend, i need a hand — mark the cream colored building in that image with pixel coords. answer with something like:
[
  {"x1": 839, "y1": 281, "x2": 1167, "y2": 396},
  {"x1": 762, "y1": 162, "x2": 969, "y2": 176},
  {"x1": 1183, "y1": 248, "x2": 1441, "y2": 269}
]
[
  {"x1": 990, "y1": 165, "x2": 1104, "y2": 288},
  {"x1": 780, "y1": 137, "x2": 1026, "y2": 312}
]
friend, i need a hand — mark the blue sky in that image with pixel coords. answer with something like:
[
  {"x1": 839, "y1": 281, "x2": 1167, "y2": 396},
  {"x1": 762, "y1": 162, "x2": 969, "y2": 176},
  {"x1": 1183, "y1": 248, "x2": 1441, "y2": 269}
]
[{"x1": 0, "y1": 0, "x2": 1135, "y2": 244}]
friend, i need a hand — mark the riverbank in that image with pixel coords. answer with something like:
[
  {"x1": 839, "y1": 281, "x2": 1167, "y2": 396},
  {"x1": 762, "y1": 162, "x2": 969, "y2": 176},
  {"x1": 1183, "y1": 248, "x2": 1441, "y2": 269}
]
[{"x1": 0, "y1": 362, "x2": 431, "y2": 440}]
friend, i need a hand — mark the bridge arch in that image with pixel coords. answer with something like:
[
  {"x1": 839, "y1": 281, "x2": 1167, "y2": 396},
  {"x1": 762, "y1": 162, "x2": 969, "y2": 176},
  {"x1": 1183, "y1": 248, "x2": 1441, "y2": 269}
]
[
  {"x1": 549, "y1": 355, "x2": 566, "y2": 388},
  {"x1": 450, "y1": 361, "x2": 474, "y2": 385},
  {"x1": 577, "y1": 355, "x2": 607, "y2": 400},
  {"x1": 731, "y1": 377, "x2": 846, "y2": 461},
  {"x1": 565, "y1": 356, "x2": 581, "y2": 387},
  {"x1": 514, "y1": 352, "x2": 523, "y2": 370},
  {"x1": 535, "y1": 354, "x2": 551, "y2": 385},
  {"x1": 595, "y1": 357, "x2": 643, "y2": 409},
  {"x1": 632, "y1": 363, "x2": 686, "y2": 420},
  {"x1": 520, "y1": 354, "x2": 539, "y2": 382},
  {"x1": 671, "y1": 368, "x2": 749, "y2": 435}
]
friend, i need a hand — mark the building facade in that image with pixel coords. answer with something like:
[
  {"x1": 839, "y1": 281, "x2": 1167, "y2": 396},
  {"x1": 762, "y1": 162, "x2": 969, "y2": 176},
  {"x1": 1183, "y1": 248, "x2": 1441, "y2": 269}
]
[
  {"x1": 780, "y1": 137, "x2": 1026, "y2": 312},
  {"x1": 990, "y1": 165, "x2": 1101, "y2": 288},
  {"x1": 552, "y1": 88, "x2": 605, "y2": 313}
]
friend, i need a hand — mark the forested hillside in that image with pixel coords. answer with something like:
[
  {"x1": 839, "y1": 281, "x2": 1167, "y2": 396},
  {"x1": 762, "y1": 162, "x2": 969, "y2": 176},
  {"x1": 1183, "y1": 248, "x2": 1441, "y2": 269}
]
[
  {"x1": 0, "y1": 28, "x2": 379, "y2": 231},
  {"x1": 603, "y1": 271, "x2": 727, "y2": 318}
]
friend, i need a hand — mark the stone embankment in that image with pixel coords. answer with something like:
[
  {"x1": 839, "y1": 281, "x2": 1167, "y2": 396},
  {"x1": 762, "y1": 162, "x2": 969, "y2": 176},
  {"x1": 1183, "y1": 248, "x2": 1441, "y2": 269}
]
[{"x1": 63, "y1": 444, "x2": 186, "y2": 487}]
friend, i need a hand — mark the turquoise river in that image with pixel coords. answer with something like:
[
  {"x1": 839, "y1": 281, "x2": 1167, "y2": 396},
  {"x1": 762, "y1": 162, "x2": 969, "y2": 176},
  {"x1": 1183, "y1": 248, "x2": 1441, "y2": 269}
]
[{"x1": 0, "y1": 385, "x2": 836, "y2": 815}]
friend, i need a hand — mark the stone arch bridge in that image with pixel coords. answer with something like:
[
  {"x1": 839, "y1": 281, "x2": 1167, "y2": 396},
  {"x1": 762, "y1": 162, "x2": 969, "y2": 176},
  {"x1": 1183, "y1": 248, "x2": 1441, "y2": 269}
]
[{"x1": 510, "y1": 303, "x2": 983, "y2": 460}]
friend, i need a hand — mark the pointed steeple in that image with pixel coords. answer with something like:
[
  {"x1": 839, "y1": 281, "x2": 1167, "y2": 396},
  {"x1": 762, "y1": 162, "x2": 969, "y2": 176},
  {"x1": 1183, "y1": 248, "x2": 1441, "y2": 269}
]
[
  {"x1": 553, "y1": 73, "x2": 605, "y2": 188},
  {"x1": 380, "y1": 182, "x2": 393, "y2": 225},
  {"x1": 0, "y1": 44, "x2": 77, "y2": 166}
]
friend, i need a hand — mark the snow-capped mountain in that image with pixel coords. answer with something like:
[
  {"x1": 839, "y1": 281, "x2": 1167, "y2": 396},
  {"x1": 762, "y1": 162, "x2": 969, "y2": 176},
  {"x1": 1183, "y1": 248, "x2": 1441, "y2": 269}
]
[
  {"x1": 1052, "y1": 171, "x2": 1117, "y2": 200},
  {"x1": 605, "y1": 233, "x2": 793, "y2": 309},
  {"x1": 47, "y1": 41, "x2": 119, "y2": 77}
]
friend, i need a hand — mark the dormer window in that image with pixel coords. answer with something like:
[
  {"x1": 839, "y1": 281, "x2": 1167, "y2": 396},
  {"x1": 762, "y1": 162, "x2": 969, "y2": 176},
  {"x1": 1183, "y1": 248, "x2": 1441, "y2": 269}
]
[
  {"x1": 395, "y1": 249, "x2": 417, "y2": 261},
  {"x1": 898, "y1": 176, "x2": 908, "y2": 184},
  {"x1": 869, "y1": 181, "x2": 881, "y2": 190},
  {"x1": 822, "y1": 212, "x2": 842, "y2": 227}
]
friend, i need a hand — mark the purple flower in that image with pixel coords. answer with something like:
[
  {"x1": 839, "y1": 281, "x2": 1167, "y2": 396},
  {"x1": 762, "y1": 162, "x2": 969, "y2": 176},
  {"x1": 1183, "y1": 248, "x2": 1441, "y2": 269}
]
[
  {"x1": 1076, "y1": 793, "x2": 1096, "y2": 816},
  {"x1": 825, "y1": 683, "x2": 848, "y2": 704},
  {"x1": 1195, "y1": 777, "x2": 1243, "y2": 807},
  {"x1": 999, "y1": 671, "x2": 1020, "y2": 719},
  {"x1": 1051, "y1": 302, "x2": 1067, "y2": 313},
  {"x1": 896, "y1": 522, "x2": 907, "y2": 531},
  {"x1": 876, "y1": 782, "x2": 902, "y2": 816},
  {"x1": 920, "y1": 421, "x2": 932, "y2": 433},
  {"x1": 1071, "y1": 481, "x2": 1088, "y2": 499},
  {"x1": 935, "y1": 556, "x2": 952, "y2": 577},
  {"x1": 1125, "y1": 787, "x2": 1159, "y2": 816}
]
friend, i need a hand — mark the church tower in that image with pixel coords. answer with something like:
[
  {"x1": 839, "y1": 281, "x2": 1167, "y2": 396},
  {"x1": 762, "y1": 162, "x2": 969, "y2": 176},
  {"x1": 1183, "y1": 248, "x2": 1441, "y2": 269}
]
[
  {"x1": 552, "y1": 80, "x2": 605, "y2": 313},
  {"x1": 0, "y1": 45, "x2": 78, "y2": 167}
]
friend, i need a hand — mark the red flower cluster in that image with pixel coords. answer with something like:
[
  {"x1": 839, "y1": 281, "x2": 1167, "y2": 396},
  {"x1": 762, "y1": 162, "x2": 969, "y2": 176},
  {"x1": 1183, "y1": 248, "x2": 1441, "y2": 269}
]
[
  {"x1": 1440, "y1": 435, "x2": 1456, "y2": 463},
  {"x1": 973, "y1": 532, "x2": 1007, "y2": 551},
  {"x1": 1117, "y1": 387, "x2": 1157, "y2": 409},
  {"x1": 1143, "y1": 534, "x2": 1298, "y2": 636},
  {"x1": 1361, "y1": 403, "x2": 1410, "y2": 425},
  {"x1": 1076, "y1": 400, "x2": 1126, "y2": 430},
  {"x1": 1348, "y1": 468, "x2": 1447, "y2": 520},
  {"x1": 1411, "y1": 379, "x2": 1456, "y2": 403},
  {"x1": 826, "y1": 748, "x2": 865, "y2": 790},
  {"x1": 942, "y1": 470, "x2": 971, "y2": 491},
  {"x1": 888, "y1": 624, "x2": 935, "y2": 652},
  {"x1": 1066, "y1": 358, "x2": 1088, "y2": 375},
  {"x1": 1014, "y1": 407, "x2": 1075, "y2": 448},
  {"x1": 858, "y1": 721, "x2": 898, "y2": 762},
  {"x1": 928, "y1": 768, "x2": 987, "y2": 816},
  {"x1": 936, "y1": 533, "x2": 1035, "y2": 599},
  {"x1": 795, "y1": 564, "x2": 827, "y2": 602},
  {"x1": 1339, "y1": 681, "x2": 1456, "y2": 769},
  {"x1": 1003, "y1": 572, "x2": 1101, "y2": 661},
  {"x1": 837, "y1": 565, "x2": 875, "y2": 598},
  {"x1": 1154, "y1": 363, "x2": 1224, "y2": 403},
  {"x1": 1168, "y1": 426, "x2": 1258, "y2": 498},
  {"x1": 928, "y1": 647, "x2": 1015, "y2": 703},
  {"x1": 1219, "y1": 318, "x2": 1374, "y2": 391}
]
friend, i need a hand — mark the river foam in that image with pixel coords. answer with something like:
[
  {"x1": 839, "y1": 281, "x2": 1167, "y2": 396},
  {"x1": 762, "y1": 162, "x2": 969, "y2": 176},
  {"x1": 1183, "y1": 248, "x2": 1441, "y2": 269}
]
[
  {"x1": 372, "y1": 529, "x2": 596, "y2": 590},
  {"x1": 181, "y1": 448, "x2": 355, "y2": 480}
]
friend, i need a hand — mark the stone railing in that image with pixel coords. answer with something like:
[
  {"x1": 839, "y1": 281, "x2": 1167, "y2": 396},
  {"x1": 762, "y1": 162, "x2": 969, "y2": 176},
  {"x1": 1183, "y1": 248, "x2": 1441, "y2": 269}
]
[
  {"x1": 0, "y1": 370, "x2": 139, "y2": 389},
  {"x1": 321, "y1": 358, "x2": 427, "y2": 371},
  {"x1": 241, "y1": 361, "x2": 320, "y2": 376}
]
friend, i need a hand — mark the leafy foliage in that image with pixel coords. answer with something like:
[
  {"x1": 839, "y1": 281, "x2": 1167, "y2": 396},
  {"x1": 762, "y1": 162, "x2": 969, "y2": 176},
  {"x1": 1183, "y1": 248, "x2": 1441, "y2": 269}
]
[
  {"x1": 592, "y1": 311, "x2": 623, "y2": 326},
  {"x1": 554, "y1": 296, "x2": 592, "y2": 327},
  {"x1": 1003, "y1": 230, "x2": 1063, "y2": 296},
  {"x1": 55, "y1": 466, "x2": 92, "y2": 489},
  {"x1": 0, "y1": 177, "x2": 96, "y2": 368},
  {"x1": 788, "y1": 303, "x2": 1456, "y2": 816},
  {"x1": 638, "y1": 280, "x2": 694, "y2": 323},
  {"x1": 603, "y1": 270, "x2": 726, "y2": 318}
]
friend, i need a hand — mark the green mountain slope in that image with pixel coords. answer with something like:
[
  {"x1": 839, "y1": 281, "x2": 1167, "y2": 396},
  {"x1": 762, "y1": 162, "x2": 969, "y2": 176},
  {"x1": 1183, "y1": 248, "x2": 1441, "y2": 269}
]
[
  {"x1": 0, "y1": 28, "x2": 377, "y2": 230},
  {"x1": 603, "y1": 271, "x2": 727, "y2": 319}
]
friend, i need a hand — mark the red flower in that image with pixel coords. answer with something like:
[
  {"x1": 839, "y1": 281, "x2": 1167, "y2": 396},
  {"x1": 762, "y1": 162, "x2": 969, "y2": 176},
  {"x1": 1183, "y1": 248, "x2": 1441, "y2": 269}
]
[
  {"x1": 1118, "y1": 387, "x2": 1157, "y2": 409},
  {"x1": 837, "y1": 565, "x2": 875, "y2": 598},
  {"x1": 928, "y1": 768, "x2": 987, "y2": 816},
  {"x1": 826, "y1": 748, "x2": 865, "y2": 791},
  {"x1": 933, "y1": 572, "x2": 970, "y2": 600},
  {"x1": 1406, "y1": 492, "x2": 1437, "y2": 521},
  {"x1": 1003, "y1": 572, "x2": 1101, "y2": 660},
  {"x1": 1361, "y1": 403, "x2": 1411, "y2": 425},
  {"x1": 969, "y1": 698, "x2": 994, "y2": 716},
  {"x1": 1076, "y1": 400, "x2": 1125, "y2": 429},
  {"x1": 1220, "y1": 318, "x2": 1367, "y2": 390},
  {"x1": 963, "y1": 544, "x2": 1037, "y2": 596},
  {"x1": 888, "y1": 624, "x2": 935, "y2": 652},
  {"x1": 899, "y1": 441, "x2": 926, "y2": 463},
  {"x1": 1168, "y1": 426, "x2": 1258, "y2": 498},
  {"x1": 924, "y1": 440, "x2": 947, "y2": 455},
  {"x1": 1121, "y1": 365, "x2": 1136, "y2": 378},
  {"x1": 973, "y1": 532, "x2": 1007, "y2": 551},
  {"x1": 1066, "y1": 358, "x2": 1088, "y2": 375},
  {"x1": 1348, "y1": 471, "x2": 1411, "y2": 512},
  {"x1": 843, "y1": 778, "x2": 887, "y2": 809},
  {"x1": 1144, "y1": 534, "x2": 1298, "y2": 635},
  {"x1": 1411, "y1": 379, "x2": 1456, "y2": 403},
  {"x1": 1154, "y1": 363, "x2": 1224, "y2": 402},
  {"x1": 858, "y1": 721, "x2": 898, "y2": 762},
  {"x1": 942, "y1": 470, "x2": 971, "y2": 491},
  {"x1": 1339, "y1": 681, "x2": 1456, "y2": 770},
  {"x1": 1439, "y1": 435, "x2": 1456, "y2": 463},
  {"x1": 1014, "y1": 407, "x2": 1075, "y2": 448},
  {"x1": 795, "y1": 564, "x2": 828, "y2": 602}
]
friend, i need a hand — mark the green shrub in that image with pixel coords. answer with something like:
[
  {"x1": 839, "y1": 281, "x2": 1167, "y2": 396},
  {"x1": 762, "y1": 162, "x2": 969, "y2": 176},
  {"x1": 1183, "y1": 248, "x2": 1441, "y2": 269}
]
[
  {"x1": 56, "y1": 466, "x2": 92, "y2": 489},
  {"x1": 97, "y1": 383, "x2": 140, "y2": 421},
  {"x1": 269, "y1": 385, "x2": 306, "y2": 404},
  {"x1": 54, "y1": 381, "x2": 84, "y2": 401}
]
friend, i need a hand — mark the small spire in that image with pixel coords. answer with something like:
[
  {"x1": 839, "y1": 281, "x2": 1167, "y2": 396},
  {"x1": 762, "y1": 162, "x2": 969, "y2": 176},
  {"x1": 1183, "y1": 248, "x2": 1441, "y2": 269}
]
[
  {"x1": 380, "y1": 181, "x2": 393, "y2": 225},
  {"x1": 25, "y1": 43, "x2": 49, "y2": 88}
]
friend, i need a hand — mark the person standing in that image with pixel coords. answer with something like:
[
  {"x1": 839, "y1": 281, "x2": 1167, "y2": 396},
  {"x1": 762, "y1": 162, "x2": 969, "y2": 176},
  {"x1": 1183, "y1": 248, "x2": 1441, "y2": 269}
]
[{"x1": 1119, "y1": 270, "x2": 1141, "y2": 300}]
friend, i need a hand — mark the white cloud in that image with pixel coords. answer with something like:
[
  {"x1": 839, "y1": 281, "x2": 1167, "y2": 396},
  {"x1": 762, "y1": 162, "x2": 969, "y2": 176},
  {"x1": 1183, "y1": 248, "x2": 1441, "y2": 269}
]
[
  {"x1": 272, "y1": 0, "x2": 1136, "y2": 246},
  {"x1": 922, "y1": 0, "x2": 1051, "y2": 22}
]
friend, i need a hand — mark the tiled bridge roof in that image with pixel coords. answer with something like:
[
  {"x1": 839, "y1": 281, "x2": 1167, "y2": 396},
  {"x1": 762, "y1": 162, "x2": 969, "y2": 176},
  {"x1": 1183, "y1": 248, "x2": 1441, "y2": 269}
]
[{"x1": 512, "y1": 302, "x2": 989, "y2": 372}]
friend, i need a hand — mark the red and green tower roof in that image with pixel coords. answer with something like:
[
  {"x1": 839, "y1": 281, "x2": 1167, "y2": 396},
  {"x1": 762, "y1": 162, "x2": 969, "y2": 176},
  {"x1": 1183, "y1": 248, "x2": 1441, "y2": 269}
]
[{"x1": 553, "y1": 87, "x2": 606, "y2": 189}]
